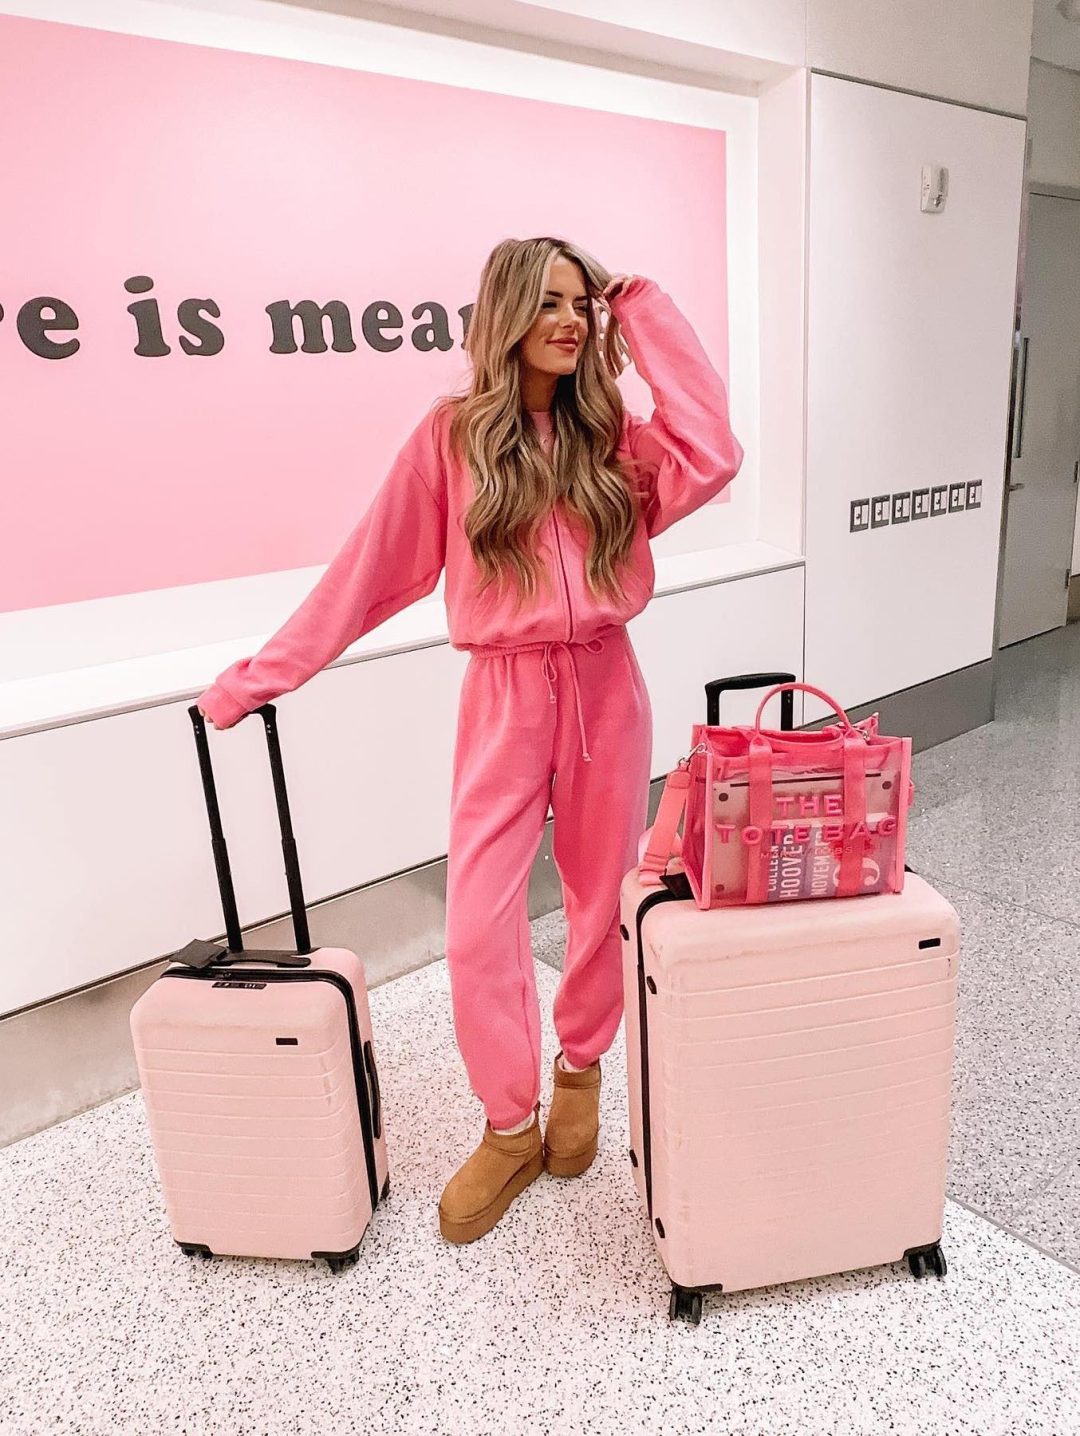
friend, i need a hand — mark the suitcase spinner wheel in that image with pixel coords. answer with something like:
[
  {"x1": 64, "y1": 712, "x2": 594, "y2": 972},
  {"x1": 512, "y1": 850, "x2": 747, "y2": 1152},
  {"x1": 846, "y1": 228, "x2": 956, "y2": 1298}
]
[
  {"x1": 669, "y1": 1286, "x2": 705, "y2": 1326},
  {"x1": 905, "y1": 1242, "x2": 947, "y2": 1280},
  {"x1": 314, "y1": 1249, "x2": 361, "y2": 1275}
]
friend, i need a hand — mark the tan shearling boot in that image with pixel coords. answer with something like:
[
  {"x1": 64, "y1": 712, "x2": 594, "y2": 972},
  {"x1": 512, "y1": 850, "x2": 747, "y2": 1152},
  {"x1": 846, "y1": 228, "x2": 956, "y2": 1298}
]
[
  {"x1": 438, "y1": 1106, "x2": 543, "y2": 1244},
  {"x1": 543, "y1": 1055, "x2": 601, "y2": 1177}
]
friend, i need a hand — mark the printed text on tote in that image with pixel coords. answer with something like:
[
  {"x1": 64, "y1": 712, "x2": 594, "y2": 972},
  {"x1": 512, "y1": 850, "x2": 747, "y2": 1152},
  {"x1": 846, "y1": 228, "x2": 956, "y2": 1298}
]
[{"x1": 714, "y1": 792, "x2": 897, "y2": 847}]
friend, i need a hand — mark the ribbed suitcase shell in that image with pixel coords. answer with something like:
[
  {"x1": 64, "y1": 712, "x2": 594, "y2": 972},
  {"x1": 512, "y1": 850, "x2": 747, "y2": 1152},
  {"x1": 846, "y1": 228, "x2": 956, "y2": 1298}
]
[
  {"x1": 620, "y1": 870, "x2": 959, "y2": 1296},
  {"x1": 131, "y1": 945, "x2": 387, "y2": 1261}
]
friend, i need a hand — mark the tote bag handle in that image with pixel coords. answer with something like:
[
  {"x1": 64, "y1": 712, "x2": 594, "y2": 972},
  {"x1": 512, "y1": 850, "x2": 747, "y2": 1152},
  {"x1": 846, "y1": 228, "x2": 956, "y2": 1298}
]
[{"x1": 753, "y1": 682, "x2": 864, "y2": 737}]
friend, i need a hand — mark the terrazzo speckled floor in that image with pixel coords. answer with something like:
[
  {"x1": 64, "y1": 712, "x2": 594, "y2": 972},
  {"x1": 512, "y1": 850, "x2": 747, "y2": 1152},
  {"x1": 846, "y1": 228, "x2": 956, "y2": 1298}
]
[
  {"x1": 905, "y1": 626, "x2": 1080, "y2": 1271},
  {"x1": 2, "y1": 957, "x2": 1079, "y2": 1436},
  {"x1": 4, "y1": 627, "x2": 1080, "y2": 1433}
]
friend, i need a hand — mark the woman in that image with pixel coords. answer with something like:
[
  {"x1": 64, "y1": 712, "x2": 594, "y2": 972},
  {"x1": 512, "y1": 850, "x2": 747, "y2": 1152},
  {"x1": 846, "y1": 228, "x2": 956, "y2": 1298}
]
[{"x1": 197, "y1": 235, "x2": 743, "y2": 1244}]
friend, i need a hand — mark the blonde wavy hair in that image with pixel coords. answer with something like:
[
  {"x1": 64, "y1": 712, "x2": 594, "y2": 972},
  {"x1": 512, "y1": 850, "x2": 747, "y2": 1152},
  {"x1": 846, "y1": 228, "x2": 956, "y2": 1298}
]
[{"x1": 439, "y1": 236, "x2": 644, "y2": 604}]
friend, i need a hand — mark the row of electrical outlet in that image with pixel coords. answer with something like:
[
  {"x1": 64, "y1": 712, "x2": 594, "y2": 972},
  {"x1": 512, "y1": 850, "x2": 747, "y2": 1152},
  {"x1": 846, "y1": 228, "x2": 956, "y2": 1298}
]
[{"x1": 850, "y1": 480, "x2": 983, "y2": 532}]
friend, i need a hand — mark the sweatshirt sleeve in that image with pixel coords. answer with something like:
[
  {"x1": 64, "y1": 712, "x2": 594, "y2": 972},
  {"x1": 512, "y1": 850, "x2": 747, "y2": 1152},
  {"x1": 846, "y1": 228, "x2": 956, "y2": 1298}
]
[
  {"x1": 611, "y1": 277, "x2": 744, "y2": 539},
  {"x1": 197, "y1": 419, "x2": 447, "y2": 729}
]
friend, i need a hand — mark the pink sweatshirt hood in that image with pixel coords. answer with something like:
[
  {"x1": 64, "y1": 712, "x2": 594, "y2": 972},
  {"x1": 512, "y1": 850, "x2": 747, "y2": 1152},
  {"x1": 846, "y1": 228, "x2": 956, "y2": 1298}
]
[{"x1": 198, "y1": 278, "x2": 743, "y2": 729}]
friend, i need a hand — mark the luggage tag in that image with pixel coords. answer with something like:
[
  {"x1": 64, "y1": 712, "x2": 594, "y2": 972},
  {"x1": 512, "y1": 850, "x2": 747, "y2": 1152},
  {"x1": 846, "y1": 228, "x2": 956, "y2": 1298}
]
[{"x1": 170, "y1": 937, "x2": 311, "y2": 969}]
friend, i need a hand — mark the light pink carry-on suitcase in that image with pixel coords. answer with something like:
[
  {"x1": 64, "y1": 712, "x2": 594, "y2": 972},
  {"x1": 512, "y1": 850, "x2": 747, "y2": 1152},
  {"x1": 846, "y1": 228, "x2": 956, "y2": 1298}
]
[
  {"x1": 130, "y1": 704, "x2": 389, "y2": 1270},
  {"x1": 620, "y1": 674, "x2": 959, "y2": 1324}
]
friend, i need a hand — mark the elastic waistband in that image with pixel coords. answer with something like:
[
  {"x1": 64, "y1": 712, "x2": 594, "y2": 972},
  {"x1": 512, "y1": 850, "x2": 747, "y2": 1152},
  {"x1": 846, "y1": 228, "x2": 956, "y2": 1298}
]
[{"x1": 464, "y1": 624, "x2": 626, "y2": 660}]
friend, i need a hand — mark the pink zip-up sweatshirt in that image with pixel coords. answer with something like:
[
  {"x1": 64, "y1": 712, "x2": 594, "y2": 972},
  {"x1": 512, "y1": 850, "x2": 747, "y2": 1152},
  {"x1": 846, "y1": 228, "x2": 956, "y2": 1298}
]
[{"x1": 197, "y1": 277, "x2": 743, "y2": 730}]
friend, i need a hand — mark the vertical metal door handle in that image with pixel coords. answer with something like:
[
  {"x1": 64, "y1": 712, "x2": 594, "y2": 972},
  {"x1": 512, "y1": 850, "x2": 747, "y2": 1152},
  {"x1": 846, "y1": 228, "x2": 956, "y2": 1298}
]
[{"x1": 1013, "y1": 335, "x2": 1030, "y2": 460}]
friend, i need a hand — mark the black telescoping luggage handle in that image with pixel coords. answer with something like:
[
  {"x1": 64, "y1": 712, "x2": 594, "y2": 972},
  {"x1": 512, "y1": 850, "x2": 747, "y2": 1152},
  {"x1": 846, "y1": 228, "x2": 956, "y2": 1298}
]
[
  {"x1": 705, "y1": 672, "x2": 796, "y2": 729},
  {"x1": 180, "y1": 703, "x2": 313, "y2": 966}
]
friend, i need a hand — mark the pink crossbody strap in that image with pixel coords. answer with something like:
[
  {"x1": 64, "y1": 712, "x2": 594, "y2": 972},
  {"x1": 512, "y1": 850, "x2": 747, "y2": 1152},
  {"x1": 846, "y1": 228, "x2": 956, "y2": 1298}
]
[
  {"x1": 746, "y1": 734, "x2": 774, "y2": 904},
  {"x1": 836, "y1": 733, "x2": 868, "y2": 898},
  {"x1": 638, "y1": 763, "x2": 691, "y2": 887}
]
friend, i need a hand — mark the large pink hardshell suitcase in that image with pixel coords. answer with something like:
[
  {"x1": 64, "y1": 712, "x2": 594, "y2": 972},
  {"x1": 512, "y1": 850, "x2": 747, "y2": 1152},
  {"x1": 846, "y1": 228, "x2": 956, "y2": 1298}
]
[
  {"x1": 620, "y1": 870, "x2": 959, "y2": 1321},
  {"x1": 621, "y1": 670, "x2": 958, "y2": 1322},
  {"x1": 130, "y1": 704, "x2": 388, "y2": 1269}
]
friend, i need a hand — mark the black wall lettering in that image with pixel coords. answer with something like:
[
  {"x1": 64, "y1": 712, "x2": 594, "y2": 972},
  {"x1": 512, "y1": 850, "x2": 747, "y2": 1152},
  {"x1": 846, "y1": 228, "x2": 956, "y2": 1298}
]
[
  {"x1": 18, "y1": 296, "x2": 80, "y2": 360},
  {"x1": 3, "y1": 280, "x2": 473, "y2": 357},
  {"x1": 362, "y1": 302, "x2": 404, "y2": 352},
  {"x1": 177, "y1": 298, "x2": 225, "y2": 356},
  {"x1": 125, "y1": 276, "x2": 170, "y2": 357},
  {"x1": 410, "y1": 301, "x2": 453, "y2": 353},
  {"x1": 266, "y1": 299, "x2": 357, "y2": 354}
]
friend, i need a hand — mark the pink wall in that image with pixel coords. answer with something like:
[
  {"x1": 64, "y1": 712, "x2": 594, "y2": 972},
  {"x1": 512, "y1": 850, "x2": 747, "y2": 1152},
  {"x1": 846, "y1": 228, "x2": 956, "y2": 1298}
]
[{"x1": 1, "y1": 15, "x2": 730, "y2": 614}]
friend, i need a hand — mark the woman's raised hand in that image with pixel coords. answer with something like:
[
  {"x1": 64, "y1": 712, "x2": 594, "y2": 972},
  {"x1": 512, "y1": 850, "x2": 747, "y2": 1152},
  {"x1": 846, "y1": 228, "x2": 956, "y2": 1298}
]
[{"x1": 602, "y1": 274, "x2": 637, "y2": 304}]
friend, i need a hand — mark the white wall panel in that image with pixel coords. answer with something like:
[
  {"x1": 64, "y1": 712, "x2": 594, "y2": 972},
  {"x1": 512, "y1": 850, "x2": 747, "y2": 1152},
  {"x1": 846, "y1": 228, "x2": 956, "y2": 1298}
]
[
  {"x1": 0, "y1": 642, "x2": 466, "y2": 1015},
  {"x1": 804, "y1": 77, "x2": 1025, "y2": 713},
  {"x1": 1, "y1": 567, "x2": 803, "y2": 1015}
]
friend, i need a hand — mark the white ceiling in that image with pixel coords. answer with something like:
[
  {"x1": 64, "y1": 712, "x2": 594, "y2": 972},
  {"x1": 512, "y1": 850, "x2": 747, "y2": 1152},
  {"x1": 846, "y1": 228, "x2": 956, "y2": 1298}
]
[
  {"x1": 273, "y1": 0, "x2": 1079, "y2": 89},
  {"x1": 268, "y1": 0, "x2": 798, "y2": 92}
]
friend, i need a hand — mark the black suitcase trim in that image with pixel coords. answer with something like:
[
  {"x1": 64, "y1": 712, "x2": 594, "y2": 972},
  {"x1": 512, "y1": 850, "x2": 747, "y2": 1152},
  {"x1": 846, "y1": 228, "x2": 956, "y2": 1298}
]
[
  {"x1": 161, "y1": 964, "x2": 381, "y2": 1218},
  {"x1": 634, "y1": 887, "x2": 687, "y2": 1223}
]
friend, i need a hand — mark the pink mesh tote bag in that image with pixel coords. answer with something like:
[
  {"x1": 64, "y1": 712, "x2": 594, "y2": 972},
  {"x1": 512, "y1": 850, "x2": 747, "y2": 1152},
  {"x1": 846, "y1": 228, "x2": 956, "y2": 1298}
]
[{"x1": 640, "y1": 680, "x2": 912, "y2": 909}]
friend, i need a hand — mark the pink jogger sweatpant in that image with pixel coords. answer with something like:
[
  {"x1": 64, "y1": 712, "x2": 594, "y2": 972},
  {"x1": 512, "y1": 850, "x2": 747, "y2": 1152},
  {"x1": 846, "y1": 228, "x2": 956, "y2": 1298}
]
[{"x1": 444, "y1": 625, "x2": 653, "y2": 1130}]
